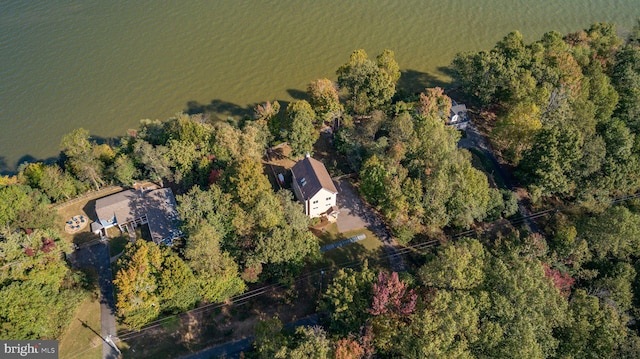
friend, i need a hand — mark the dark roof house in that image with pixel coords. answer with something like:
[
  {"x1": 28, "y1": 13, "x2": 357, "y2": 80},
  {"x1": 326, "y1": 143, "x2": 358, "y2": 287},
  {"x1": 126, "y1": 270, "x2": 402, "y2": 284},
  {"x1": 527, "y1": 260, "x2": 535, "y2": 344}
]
[
  {"x1": 93, "y1": 188, "x2": 181, "y2": 245},
  {"x1": 291, "y1": 155, "x2": 339, "y2": 218},
  {"x1": 291, "y1": 156, "x2": 338, "y2": 201}
]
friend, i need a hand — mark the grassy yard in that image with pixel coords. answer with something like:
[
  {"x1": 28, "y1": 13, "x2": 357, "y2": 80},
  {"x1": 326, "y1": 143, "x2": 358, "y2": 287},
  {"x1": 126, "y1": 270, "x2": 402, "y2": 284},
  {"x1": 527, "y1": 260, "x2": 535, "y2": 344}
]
[
  {"x1": 313, "y1": 223, "x2": 385, "y2": 269},
  {"x1": 56, "y1": 186, "x2": 124, "y2": 246},
  {"x1": 58, "y1": 294, "x2": 103, "y2": 359},
  {"x1": 109, "y1": 236, "x2": 130, "y2": 257}
]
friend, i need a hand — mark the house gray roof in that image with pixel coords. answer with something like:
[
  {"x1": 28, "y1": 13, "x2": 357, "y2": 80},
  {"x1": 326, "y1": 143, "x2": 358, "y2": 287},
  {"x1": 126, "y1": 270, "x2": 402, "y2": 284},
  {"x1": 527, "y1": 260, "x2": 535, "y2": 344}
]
[
  {"x1": 145, "y1": 188, "x2": 180, "y2": 244},
  {"x1": 450, "y1": 104, "x2": 469, "y2": 122},
  {"x1": 95, "y1": 190, "x2": 143, "y2": 225},
  {"x1": 291, "y1": 156, "x2": 338, "y2": 200},
  {"x1": 95, "y1": 188, "x2": 180, "y2": 244}
]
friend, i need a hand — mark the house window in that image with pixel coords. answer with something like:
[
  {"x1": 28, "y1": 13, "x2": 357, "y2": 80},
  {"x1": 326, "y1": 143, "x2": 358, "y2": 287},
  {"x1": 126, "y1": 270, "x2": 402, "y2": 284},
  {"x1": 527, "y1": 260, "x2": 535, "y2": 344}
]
[
  {"x1": 326, "y1": 197, "x2": 332, "y2": 201},
  {"x1": 313, "y1": 200, "x2": 319, "y2": 204}
]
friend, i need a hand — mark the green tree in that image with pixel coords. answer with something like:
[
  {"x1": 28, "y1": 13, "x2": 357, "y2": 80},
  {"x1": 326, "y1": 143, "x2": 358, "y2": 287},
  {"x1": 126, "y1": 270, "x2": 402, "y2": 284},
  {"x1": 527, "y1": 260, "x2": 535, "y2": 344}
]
[
  {"x1": 254, "y1": 100, "x2": 282, "y2": 142},
  {"x1": 337, "y1": 49, "x2": 399, "y2": 114},
  {"x1": 599, "y1": 118, "x2": 639, "y2": 194},
  {"x1": 376, "y1": 49, "x2": 401, "y2": 85},
  {"x1": 578, "y1": 205, "x2": 640, "y2": 260},
  {"x1": 0, "y1": 227, "x2": 85, "y2": 339},
  {"x1": 163, "y1": 113, "x2": 212, "y2": 149},
  {"x1": 518, "y1": 125, "x2": 583, "y2": 198},
  {"x1": 211, "y1": 122, "x2": 242, "y2": 162},
  {"x1": 113, "y1": 241, "x2": 163, "y2": 330},
  {"x1": 445, "y1": 156, "x2": 491, "y2": 228},
  {"x1": 359, "y1": 155, "x2": 387, "y2": 206},
  {"x1": 451, "y1": 50, "x2": 508, "y2": 105},
  {"x1": 492, "y1": 102, "x2": 543, "y2": 164},
  {"x1": 593, "y1": 261, "x2": 636, "y2": 312},
  {"x1": 254, "y1": 317, "x2": 287, "y2": 359},
  {"x1": 111, "y1": 155, "x2": 138, "y2": 186},
  {"x1": 60, "y1": 128, "x2": 106, "y2": 190},
  {"x1": 278, "y1": 326, "x2": 332, "y2": 359},
  {"x1": 308, "y1": 78, "x2": 342, "y2": 123},
  {"x1": 478, "y1": 252, "x2": 568, "y2": 358},
  {"x1": 165, "y1": 139, "x2": 199, "y2": 177},
  {"x1": 419, "y1": 238, "x2": 486, "y2": 290},
  {"x1": 0, "y1": 280, "x2": 85, "y2": 339},
  {"x1": 388, "y1": 112, "x2": 417, "y2": 149},
  {"x1": 19, "y1": 162, "x2": 45, "y2": 188},
  {"x1": 183, "y1": 222, "x2": 246, "y2": 302},
  {"x1": 409, "y1": 239, "x2": 569, "y2": 359},
  {"x1": 395, "y1": 290, "x2": 481, "y2": 359},
  {"x1": 132, "y1": 139, "x2": 172, "y2": 186},
  {"x1": 177, "y1": 185, "x2": 233, "y2": 235},
  {"x1": 319, "y1": 263, "x2": 376, "y2": 335},
  {"x1": 157, "y1": 249, "x2": 200, "y2": 313},
  {"x1": 255, "y1": 226, "x2": 319, "y2": 266},
  {"x1": 137, "y1": 119, "x2": 167, "y2": 145},
  {"x1": 39, "y1": 165, "x2": 79, "y2": 202},
  {"x1": 556, "y1": 289, "x2": 627, "y2": 358},
  {"x1": 612, "y1": 45, "x2": 640, "y2": 132},
  {"x1": 241, "y1": 122, "x2": 270, "y2": 162},
  {"x1": 585, "y1": 60, "x2": 619, "y2": 122},
  {"x1": 0, "y1": 184, "x2": 56, "y2": 230},
  {"x1": 285, "y1": 100, "x2": 319, "y2": 157},
  {"x1": 222, "y1": 157, "x2": 272, "y2": 209}
]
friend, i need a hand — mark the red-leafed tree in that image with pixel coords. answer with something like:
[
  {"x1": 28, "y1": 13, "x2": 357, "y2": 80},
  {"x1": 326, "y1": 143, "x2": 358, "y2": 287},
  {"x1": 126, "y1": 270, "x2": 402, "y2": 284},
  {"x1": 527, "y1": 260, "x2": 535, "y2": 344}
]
[
  {"x1": 41, "y1": 238, "x2": 55, "y2": 253},
  {"x1": 368, "y1": 272, "x2": 417, "y2": 316},
  {"x1": 542, "y1": 262, "x2": 575, "y2": 297},
  {"x1": 417, "y1": 87, "x2": 452, "y2": 120},
  {"x1": 208, "y1": 169, "x2": 221, "y2": 185},
  {"x1": 334, "y1": 336, "x2": 365, "y2": 359},
  {"x1": 360, "y1": 324, "x2": 375, "y2": 359}
]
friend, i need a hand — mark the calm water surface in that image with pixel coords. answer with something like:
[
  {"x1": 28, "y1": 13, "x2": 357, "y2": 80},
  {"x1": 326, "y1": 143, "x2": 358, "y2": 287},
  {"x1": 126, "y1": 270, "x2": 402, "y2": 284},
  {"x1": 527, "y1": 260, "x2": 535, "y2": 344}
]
[{"x1": 0, "y1": 0, "x2": 637, "y2": 171}]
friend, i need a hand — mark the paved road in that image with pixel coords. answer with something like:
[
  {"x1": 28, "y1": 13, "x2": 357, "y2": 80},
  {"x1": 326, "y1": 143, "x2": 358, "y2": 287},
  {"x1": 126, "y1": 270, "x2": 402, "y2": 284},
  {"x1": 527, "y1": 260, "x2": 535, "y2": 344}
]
[
  {"x1": 334, "y1": 179, "x2": 406, "y2": 272},
  {"x1": 180, "y1": 314, "x2": 320, "y2": 359},
  {"x1": 73, "y1": 242, "x2": 120, "y2": 359},
  {"x1": 458, "y1": 122, "x2": 539, "y2": 234}
]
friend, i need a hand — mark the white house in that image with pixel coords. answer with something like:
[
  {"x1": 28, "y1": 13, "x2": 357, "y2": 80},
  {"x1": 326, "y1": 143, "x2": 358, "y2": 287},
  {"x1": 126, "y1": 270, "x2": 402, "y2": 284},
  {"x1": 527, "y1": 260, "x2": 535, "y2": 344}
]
[
  {"x1": 291, "y1": 155, "x2": 339, "y2": 219},
  {"x1": 448, "y1": 100, "x2": 470, "y2": 130}
]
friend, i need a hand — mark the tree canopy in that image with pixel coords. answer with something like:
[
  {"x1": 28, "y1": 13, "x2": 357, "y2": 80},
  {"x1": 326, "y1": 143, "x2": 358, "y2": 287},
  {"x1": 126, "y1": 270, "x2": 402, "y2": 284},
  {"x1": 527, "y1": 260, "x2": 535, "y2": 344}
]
[{"x1": 337, "y1": 49, "x2": 400, "y2": 114}]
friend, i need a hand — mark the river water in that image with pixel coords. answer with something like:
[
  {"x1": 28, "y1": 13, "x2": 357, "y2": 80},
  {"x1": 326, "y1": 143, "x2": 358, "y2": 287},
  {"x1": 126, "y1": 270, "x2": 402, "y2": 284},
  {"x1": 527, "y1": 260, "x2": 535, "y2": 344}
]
[{"x1": 0, "y1": 0, "x2": 637, "y2": 172}]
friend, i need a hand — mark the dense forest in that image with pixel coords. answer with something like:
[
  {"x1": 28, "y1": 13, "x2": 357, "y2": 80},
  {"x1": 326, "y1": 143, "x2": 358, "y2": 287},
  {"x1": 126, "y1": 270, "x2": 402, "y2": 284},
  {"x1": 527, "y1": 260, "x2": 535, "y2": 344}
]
[
  {"x1": 248, "y1": 21, "x2": 640, "y2": 358},
  {"x1": 1, "y1": 19, "x2": 640, "y2": 359}
]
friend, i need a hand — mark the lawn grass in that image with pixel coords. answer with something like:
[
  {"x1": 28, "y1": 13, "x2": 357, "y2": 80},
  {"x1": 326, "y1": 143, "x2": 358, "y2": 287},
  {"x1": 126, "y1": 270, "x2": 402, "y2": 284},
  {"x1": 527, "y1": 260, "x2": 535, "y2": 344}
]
[
  {"x1": 56, "y1": 186, "x2": 124, "y2": 246},
  {"x1": 109, "y1": 236, "x2": 129, "y2": 257},
  {"x1": 58, "y1": 294, "x2": 102, "y2": 359},
  {"x1": 313, "y1": 223, "x2": 384, "y2": 269}
]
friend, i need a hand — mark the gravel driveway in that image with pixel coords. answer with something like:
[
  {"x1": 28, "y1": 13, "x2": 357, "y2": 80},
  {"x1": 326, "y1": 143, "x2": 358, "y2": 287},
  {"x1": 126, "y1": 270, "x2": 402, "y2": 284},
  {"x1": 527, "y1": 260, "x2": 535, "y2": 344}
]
[
  {"x1": 334, "y1": 179, "x2": 405, "y2": 272},
  {"x1": 334, "y1": 179, "x2": 373, "y2": 232}
]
